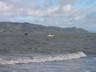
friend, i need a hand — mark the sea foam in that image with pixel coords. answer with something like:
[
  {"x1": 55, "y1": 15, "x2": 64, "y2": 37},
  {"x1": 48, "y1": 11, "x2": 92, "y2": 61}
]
[{"x1": 0, "y1": 52, "x2": 87, "y2": 65}]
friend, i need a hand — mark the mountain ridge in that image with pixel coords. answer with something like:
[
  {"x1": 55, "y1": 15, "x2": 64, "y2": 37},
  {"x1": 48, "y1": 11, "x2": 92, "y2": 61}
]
[{"x1": 0, "y1": 22, "x2": 88, "y2": 33}]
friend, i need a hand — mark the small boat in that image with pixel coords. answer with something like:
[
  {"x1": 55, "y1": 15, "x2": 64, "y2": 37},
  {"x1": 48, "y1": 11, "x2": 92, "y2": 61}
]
[{"x1": 46, "y1": 33, "x2": 55, "y2": 37}]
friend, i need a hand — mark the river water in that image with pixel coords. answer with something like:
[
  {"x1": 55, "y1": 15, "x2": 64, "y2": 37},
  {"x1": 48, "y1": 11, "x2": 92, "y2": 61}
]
[{"x1": 0, "y1": 52, "x2": 96, "y2": 72}]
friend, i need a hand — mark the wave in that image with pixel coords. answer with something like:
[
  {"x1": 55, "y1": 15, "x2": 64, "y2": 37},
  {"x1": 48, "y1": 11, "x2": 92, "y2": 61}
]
[{"x1": 0, "y1": 52, "x2": 87, "y2": 65}]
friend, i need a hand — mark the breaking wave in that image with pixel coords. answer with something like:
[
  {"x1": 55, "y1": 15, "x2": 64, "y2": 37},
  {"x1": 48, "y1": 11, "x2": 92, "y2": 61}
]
[{"x1": 0, "y1": 52, "x2": 87, "y2": 65}]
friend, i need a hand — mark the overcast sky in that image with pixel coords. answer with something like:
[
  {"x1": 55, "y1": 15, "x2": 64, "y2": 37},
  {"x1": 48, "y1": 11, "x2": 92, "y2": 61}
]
[{"x1": 0, "y1": 0, "x2": 96, "y2": 32}]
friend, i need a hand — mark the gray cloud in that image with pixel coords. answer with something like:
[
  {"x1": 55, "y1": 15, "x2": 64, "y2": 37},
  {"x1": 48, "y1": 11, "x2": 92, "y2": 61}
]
[
  {"x1": 0, "y1": 0, "x2": 96, "y2": 32},
  {"x1": 58, "y1": 0, "x2": 82, "y2": 5}
]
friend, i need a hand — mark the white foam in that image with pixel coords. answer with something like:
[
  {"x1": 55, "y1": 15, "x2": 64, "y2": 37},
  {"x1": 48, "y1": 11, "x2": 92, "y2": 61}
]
[{"x1": 0, "y1": 52, "x2": 87, "y2": 65}]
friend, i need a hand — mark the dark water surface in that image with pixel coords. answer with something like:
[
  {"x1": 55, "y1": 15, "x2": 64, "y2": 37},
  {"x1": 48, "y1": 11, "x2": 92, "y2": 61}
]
[
  {"x1": 0, "y1": 56, "x2": 96, "y2": 72},
  {"x1": 0, "y1": 33, "x2": 96, "y2": 55},
  {"x1": 0, "y1": 33, "x2": 96, "y2": 72}
]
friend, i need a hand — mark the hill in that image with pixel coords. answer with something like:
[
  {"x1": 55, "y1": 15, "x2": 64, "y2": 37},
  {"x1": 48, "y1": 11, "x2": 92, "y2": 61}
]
[{"x1": 0, "y1": 22, "x2": 88, "y2": 33}]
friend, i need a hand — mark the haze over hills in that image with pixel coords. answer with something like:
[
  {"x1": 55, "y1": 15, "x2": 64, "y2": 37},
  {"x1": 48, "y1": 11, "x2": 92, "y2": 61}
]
[{"x1": 0, "y1": 22, "x2": 88, "y2": 33}]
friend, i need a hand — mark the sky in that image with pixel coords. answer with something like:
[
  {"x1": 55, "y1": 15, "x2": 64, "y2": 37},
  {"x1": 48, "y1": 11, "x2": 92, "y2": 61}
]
[{"x1": 0, "y1": 0, "x2": 96, "y2": 32}]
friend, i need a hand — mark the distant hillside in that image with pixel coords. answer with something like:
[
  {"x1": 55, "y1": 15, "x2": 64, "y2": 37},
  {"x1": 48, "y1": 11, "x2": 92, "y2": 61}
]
[{"x1": 0, "y1": 22, "x2": 88, "y2": 33}]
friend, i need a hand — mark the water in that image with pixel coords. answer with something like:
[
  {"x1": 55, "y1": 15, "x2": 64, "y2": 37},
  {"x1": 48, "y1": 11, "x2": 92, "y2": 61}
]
[
  {"x1": 0, "y1": 52, "x2": 86, "y2": 64},
  {"x1": 0, "y1": 52, "x2": 96, "y2": 72}
]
